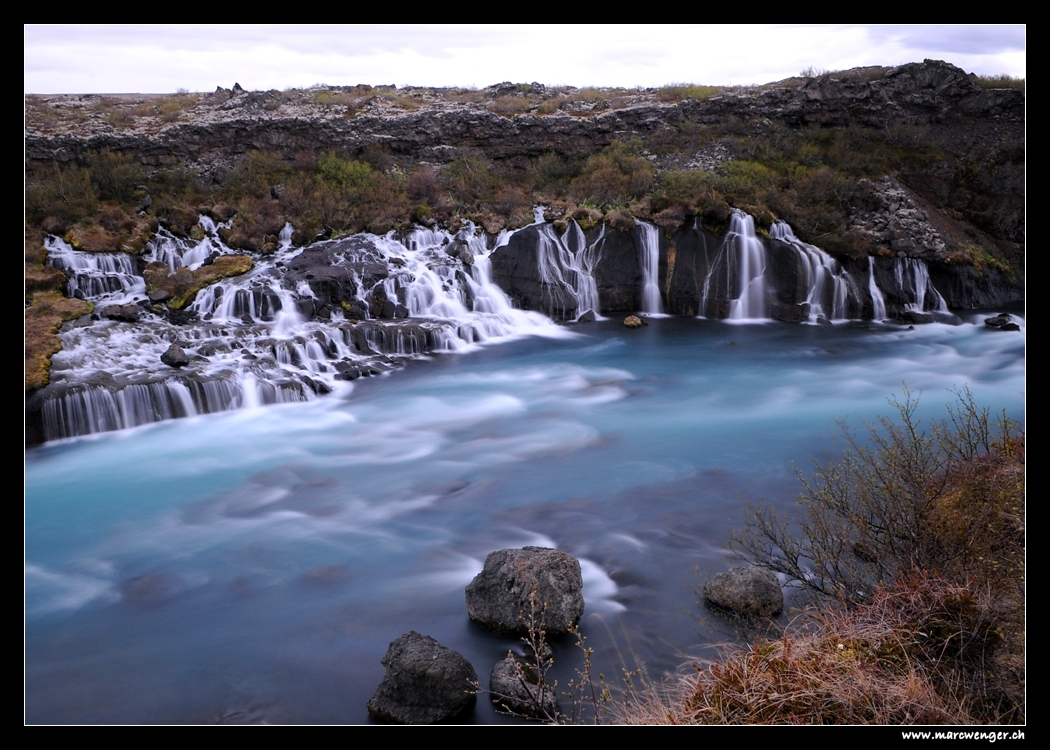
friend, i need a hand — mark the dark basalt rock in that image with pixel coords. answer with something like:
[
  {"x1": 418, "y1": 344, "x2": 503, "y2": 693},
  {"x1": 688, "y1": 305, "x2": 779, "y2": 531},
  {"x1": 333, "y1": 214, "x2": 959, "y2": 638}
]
[
  {"x1": 465, "y1": 546, "x2": 584, "y2": 637},
  {"x1": 121, "y1": 572, "x2": 184, "y2": 605},
  {"x1": 703, "y1": 565, "x2": 784, "y2": 618},
  {"x1": 98, "y1": 303, "x2": 142, "y2": 322},
  {"x1": 160, "y1": 343, "x2": 190, "y2": 368},
  {"x1": 367, "y1": 631, "x2": 477, "y2": 724},
  {"x1": 489, "y1": 651, "x2": 558, "y2": 719}
]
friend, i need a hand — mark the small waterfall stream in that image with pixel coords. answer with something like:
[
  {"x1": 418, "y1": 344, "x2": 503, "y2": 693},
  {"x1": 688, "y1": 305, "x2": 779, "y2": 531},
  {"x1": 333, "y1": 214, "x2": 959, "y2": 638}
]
[
  {"x1": 770, "y1": 220, "x2": 860, "y2": 321},
  {"x1": 868, "y1": 257, "x2": 887, "y2": 320},
  {"x1": 637, "y1": 221, "x2": 665, "y2": 316},
  {"x1": 698, "y1": 210, "x2": 770, "y2": 321},
  {"x1": 894, "y1": 257, "x2": 950, "y2": 313},
  {"x1": 534, "y1": 220, "x2": 604, "y2": 320},
  {"x1": 46, "y1": 236, "x2": 145, "y2": 303}
]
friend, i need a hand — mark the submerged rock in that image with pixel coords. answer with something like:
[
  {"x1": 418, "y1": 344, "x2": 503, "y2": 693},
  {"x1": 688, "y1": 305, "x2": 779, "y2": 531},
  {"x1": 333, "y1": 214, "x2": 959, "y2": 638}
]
[
  {"x1": 367, "y1": 631, "x2": 477, "y2": 724},
  {"x1": 489, "y1": 651, "x2": 559, "y2": 720},
  {"x1": 703, "y1": 565, "x2": 784, "y2": 617},
  {"x1": 465, "y1": 546, "x2": 584, "y2": 637}
]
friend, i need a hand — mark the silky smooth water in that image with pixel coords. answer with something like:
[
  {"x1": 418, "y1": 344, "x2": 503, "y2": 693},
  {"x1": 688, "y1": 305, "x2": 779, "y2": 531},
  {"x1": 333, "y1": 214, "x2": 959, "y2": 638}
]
[{"x1": 25, "y1": 315, "x2": 1024, "y2": 723}]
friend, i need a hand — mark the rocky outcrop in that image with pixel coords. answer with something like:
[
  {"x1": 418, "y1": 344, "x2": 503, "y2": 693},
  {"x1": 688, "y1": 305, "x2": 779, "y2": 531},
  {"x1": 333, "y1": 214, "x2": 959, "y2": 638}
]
[
  {"x1": 703, "y1": 565, "x2": 784, "y2": 617},
  {"x1": 465, "y1": 547, "x2": 584, "y2": 637},
  {"x1": 26, "y1": 61, "x2": 1022, "y2": 178},
  {"x1": 366, "y1": 631, "x2": 478, "y2": 724},
  {"x1": 848, "y1": 176, "x2": 949, "y2": 262}
]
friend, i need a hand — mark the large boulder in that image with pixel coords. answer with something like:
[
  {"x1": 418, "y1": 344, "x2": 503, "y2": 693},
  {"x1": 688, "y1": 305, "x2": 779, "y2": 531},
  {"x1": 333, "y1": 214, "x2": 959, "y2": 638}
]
[
  {"x1": 465, "y1": 546, "x2": 584, "y2": 637},
  {"x1": 366, "y1": 631, "x2": 478, "y2": 724},
  {"x1": 703, "y1": 565, "x2": 784, "y2": 617}
]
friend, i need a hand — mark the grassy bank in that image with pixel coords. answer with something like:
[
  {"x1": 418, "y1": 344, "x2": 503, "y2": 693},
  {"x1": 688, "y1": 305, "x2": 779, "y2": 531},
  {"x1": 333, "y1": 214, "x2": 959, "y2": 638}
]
[{"x1": 617, "y1": 390, "x2": 1025, "y2": 725}]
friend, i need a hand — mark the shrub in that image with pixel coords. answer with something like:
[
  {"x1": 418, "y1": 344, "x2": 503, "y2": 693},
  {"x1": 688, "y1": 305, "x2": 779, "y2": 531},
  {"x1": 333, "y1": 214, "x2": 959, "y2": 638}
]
[
  {"x1": 735, "y1": 386, "x2": 1023, "y2": 604},
  {"x1": 85, "y1": 150, "x2": 146, "y2": 203},
  {"x1": 617, "y1": 388, "x2": 1024, "y2": 725},
  {"x1": 571, "y1": 141, "x2": 655, "y2": 207},
  {"x1": 26, "y1": 163, "x2": 99, "y2": 225}
]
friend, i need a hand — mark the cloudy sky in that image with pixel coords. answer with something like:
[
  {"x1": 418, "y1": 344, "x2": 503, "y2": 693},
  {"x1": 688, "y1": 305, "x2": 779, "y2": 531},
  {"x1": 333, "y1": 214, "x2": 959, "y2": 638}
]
[{"x1": 25, "y1": 25, "x2": 1025, "y2": 94}]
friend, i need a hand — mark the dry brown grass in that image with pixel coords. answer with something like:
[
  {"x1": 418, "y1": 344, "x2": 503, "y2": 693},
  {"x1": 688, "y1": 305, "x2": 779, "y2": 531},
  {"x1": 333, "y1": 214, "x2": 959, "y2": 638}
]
[{"x1": 616, "y1": 574, "x2": 1016, "y2": 725}]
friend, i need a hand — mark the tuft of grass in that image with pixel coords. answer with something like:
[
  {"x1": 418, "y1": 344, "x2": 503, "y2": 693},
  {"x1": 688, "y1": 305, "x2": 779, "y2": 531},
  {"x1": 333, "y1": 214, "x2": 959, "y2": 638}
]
[
  {"x1": 974, "y1": 74, "x2": 1025, "y2": 90},
  {"x1": 656, "y1": 83, "x2": 719, "y2": 102}
]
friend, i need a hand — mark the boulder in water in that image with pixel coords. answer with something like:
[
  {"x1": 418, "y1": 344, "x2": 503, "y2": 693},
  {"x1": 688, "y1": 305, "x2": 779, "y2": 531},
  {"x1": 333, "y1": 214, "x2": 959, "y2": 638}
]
[
  {"x1": 488, "y1": 650, "x2": 559, "y2": 720},
  {"x1": 465, "y1": 546, "x2": 584, "y2": 637},
  {"x1": 366, "y1": 631, "x2": 477, "y2": 724},
  {"x1": 160, "y1": 343, "x2": 190, "y2": 368},
  {"x1": 703, "y1": 565, "x2": 783, "y2": 617}
]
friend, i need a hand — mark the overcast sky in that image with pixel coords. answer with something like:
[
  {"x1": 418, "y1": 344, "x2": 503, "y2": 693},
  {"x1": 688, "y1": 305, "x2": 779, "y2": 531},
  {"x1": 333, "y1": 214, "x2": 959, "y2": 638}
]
[{"x1": 25, "y1": 25, "x2": 1025, "y2": 94}]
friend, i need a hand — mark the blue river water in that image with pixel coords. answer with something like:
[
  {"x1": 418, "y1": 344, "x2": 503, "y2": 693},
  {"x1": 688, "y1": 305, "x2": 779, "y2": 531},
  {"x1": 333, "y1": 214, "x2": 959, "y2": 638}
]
[{"x1": 25, "y1": 314, "x2": 1024, "y2": 723}]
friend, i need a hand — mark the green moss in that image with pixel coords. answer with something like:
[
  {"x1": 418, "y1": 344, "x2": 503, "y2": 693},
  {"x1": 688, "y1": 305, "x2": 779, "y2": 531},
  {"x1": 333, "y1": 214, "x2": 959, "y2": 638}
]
[
  {"x1": 145, "y1": 255, "x2": 253, "y2": 310},
  {"x1": 25, "y1": 291, "x2": 94, "y2": 390}
]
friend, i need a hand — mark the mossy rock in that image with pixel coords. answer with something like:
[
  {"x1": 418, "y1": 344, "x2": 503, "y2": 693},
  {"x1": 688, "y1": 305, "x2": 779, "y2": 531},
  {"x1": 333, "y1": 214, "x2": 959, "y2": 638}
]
[
  {"x1": 145, "y1": 255, "x2": 254, "y2": 310},
  {"x1": 25, "y1": 292, "x2": 94, "y2": 390}
]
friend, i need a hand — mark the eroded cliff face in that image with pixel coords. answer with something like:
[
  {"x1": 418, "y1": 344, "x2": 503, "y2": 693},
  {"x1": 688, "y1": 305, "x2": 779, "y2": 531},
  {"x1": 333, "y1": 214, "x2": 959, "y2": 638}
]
[
  {"x1": 488, "y1": 215, "x2": 1023, "y2": 323},
  {"x1": 25, "y1": 61, "x2": 1022, "y2": 170}
]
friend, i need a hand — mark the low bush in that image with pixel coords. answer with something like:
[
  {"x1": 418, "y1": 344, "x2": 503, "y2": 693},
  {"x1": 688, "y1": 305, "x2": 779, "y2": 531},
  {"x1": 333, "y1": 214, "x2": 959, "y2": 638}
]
[
  {"x1": 974, "y1": 74, "x2": 1025, "y2": 90},
  {"x1": 656, "y1": 83, "x2": 719, "y2": 102},
  {"x1": 617, "y1": 388, "x2": 1024, "y2": 725},
  {"x1": 736, "y1": 387, "x2": 1023, "y2": 604},
  {"x1": 617, "y1": 574, "x2": 997, "y2": 724}
]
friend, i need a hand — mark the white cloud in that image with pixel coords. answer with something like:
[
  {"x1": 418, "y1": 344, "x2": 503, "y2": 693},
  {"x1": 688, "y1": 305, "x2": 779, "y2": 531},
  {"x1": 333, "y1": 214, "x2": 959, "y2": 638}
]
[{"x1": 25, "y1": 24, "x2": 1025, "y2": 94}]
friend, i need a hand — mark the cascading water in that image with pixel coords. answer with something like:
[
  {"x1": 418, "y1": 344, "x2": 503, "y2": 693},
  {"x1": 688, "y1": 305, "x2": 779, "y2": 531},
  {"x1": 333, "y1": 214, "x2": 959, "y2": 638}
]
[
  {"x1": 40, "y1": 221, "x2": 569, "y2": 441},
  {"x1": 770, "y1": 221, "x2": 860, "y2": 322},
  {"x1": 868, "y1": 257, "x2": 887, "y2": 320},
  {"x1": 894, "y1": 257, "x2": 949, "y2": 314},
  {"x1": 534, "y1": 220, "x2": 604, "y2": 320},
  {"x1": 46, "y1": 236, "x2": 145, "y2": 303},
  {"x1": 698, "y1": 210, "x2": 769, "y2": 320},
  {"x1": 636, "y1": 221, "x2": 665, "y2": 316}
]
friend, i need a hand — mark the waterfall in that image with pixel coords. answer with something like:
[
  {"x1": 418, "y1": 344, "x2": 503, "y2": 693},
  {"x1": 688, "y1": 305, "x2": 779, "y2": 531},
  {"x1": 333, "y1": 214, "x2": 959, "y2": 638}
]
[
  {"x1": 144, "y1": 215, "x2": 235, "y2": 271},
  {"x1": 727, "y1": 212, "x2": 767, "y2": 320},
  {"x1": 46, "y1": 236, "x2": 145, "y2": 303},
  {"x1": 38, "y1": 221, "x2": 568, "y2": 441},
  {"x1": 868, "y1": 257, "x2": 887, "y2": 320},
  {"x1": 770, "y1": 221, "x2": 859, "y2": 321},
  {"x1": 698, "y1": 210, "x2": 770, "y2": 320},
  {"x1": 894, "y1": 257, "x2": 949, "y2": 314},
  {"x1": 534, "y1": 220, "x2": 604, "y2": 320},
  {"x1": 636, "y1": 221, "x2": 665, "y2": 316}
]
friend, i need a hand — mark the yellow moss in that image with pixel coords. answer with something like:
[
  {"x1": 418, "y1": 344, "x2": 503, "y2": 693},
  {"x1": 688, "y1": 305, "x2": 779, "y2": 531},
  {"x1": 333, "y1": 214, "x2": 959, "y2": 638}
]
[
  {"x1": 145, "y1": 255, "x2": 253, "y2": 310},
  {"x1": 25, "y1": 292, "x2": 94, "y2": 390}
]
